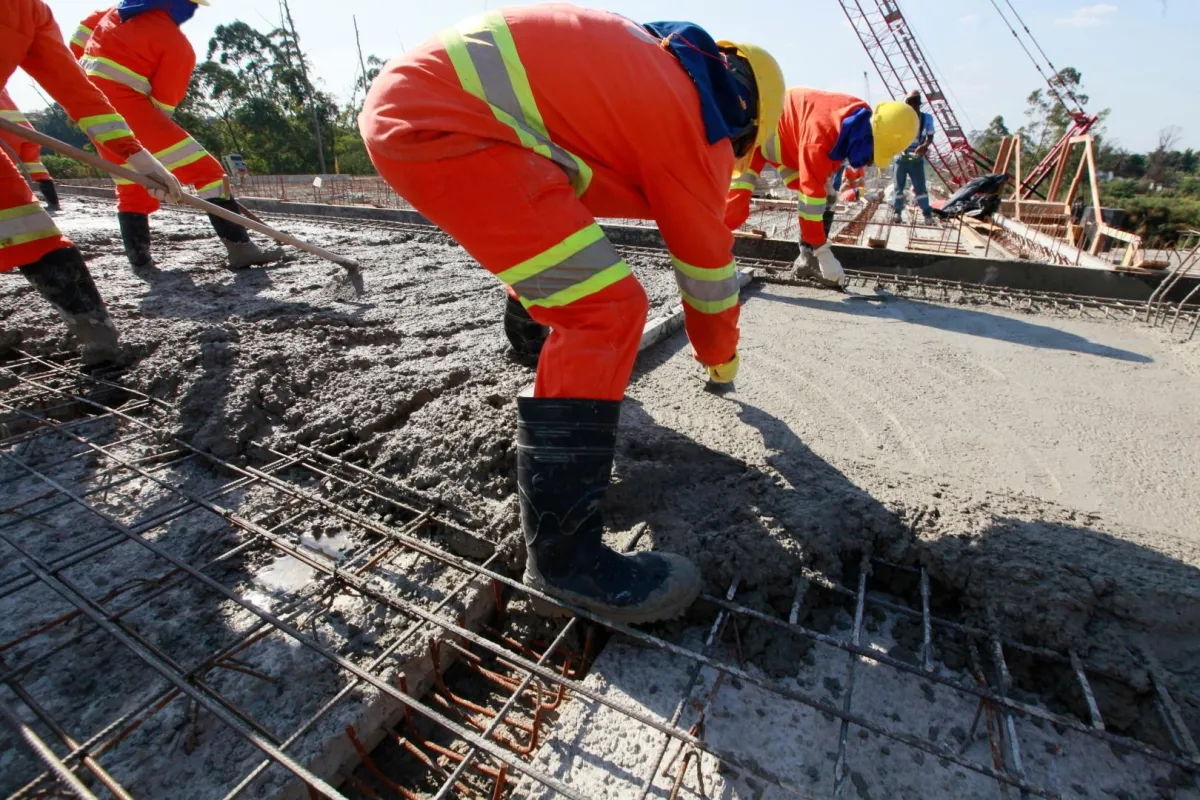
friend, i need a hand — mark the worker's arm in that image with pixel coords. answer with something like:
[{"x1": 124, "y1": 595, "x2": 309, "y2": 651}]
[
  {"x1": 649, "y1": 160, "x2": 741, "y2": 369},
  {"x1": 796, "y1": 144, "x2": 835, "y2": 248},
  {"x1": 723, "y1": 147, "x2": 767, "y2": 230},
  {"x1": 20, "y1": 2, "x2": 142, "y2": 160},
  {"x1": 69, "y1": 9, "x2": 107, "y2": 59},
  {"x1": 147, "y1": 29, "x2": 196, "y2": 116},
  {"x1": 915, "y1": 112, "x2": 934, "y2": 157}
]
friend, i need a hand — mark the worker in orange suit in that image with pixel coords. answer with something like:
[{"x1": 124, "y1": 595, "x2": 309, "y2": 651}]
[
  {"x1": 361, "y1": 6, "x2": 784, "y2": 623},
  {"x1": 0, "y1": 89, "x2": 59, "y2": 212},
  {"x1": 1, "y1": 0, "x2": 181, "y2": 366},
  {"x1": 840, "y1": 164, "x2": 866, "y2": 202},
  {"x1": 724, "y1": 87, "x2": 918, "y2": 286},
  {"x1": 77, "y1": 0, "x2": 280, "y2": 269}
]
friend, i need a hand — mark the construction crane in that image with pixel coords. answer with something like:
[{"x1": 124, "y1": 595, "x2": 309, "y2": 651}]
[
  {"x1": 838, "y1": 0, "x2": 987, "y2": 189},
  {"x1": 839, "y1": 0, "x2": 1100, "y2": 199},
  {"x1": 986, "y1": 0, "x2": 1099, "y2": 198}
]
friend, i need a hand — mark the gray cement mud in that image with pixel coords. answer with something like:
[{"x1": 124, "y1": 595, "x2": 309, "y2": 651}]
[
  {"x1": 1, "y1": 197, "x2": 678, "y2": 538},
  {"x1": 616, "y1": 281, "x2": 1199, "y2": 745}
]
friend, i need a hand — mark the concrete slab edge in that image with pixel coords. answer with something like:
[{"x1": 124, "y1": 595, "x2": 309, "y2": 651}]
[{"x1": 58, "y1": 187, "x2": 1196, "y2": 305}]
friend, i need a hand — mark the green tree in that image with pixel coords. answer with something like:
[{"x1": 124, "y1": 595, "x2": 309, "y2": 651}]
[{"x1": 970, "y1": 115, "x2": 1011, "y2": 164}]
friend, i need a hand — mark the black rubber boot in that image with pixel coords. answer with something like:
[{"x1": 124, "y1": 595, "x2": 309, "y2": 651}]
[
  {"x1": 206, "y1": 197, "x2": 281, "y2": 268},
  {"x1": 518, "y1": 397, "x2": 701, "y2": 623},
  {"x1": 18, "y1": 247, "x2": 121, "y2": 366},
  {"x1": 38, "y1": 180, "x2": 60, "y2": 213},
  {"x1": 117, "y1": 211, "x2": 154, "y2": 268},
  {"x1": 504, "y1": 294, "x2": 548, "y2": 367}
]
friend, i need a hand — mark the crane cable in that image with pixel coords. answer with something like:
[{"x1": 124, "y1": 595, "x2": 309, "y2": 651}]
[{"x1": 985, "y1": 0, "x2": 1084, "y2": 117}]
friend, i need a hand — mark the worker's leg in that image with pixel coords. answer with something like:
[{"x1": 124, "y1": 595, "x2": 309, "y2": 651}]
[
  {"x1": 370, "y1": 143, "x2": 696, "y2": 623},
  {"x1": 911, "y1": 161, "x2": 933, "y2": 222},
  {"x1": 1, "y1": 155, "x2": 119, "y2": 364},
  {"x1": 173, "y1": 152, "x2": 281, "y2": 267},
  {"x1": 373, "y1": 146, "x2": 646, "y2": 401},
  {"x1": 892, "y1": 160, "x2": 909, "y2": 218}
]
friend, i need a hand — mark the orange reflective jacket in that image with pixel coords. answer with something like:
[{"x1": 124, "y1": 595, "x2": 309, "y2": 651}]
[
  {"x1": 726, "y1": 88, "x2": 869, "y2": 247},
  {"x1": 81, "y1": 8, "x2": 196, "y2": 116},
  {"x1": 0, "y1": 0, "x2": 140, "y2": 160}
]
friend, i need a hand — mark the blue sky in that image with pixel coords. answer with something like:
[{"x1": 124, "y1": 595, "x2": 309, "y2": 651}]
[{"x1": 11, "y1": 0, "x2": 1195, "y2": 153}]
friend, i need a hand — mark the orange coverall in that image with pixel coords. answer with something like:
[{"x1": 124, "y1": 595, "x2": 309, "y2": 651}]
[
  {"x1": 0, "y1": 89, "x2": 50, "y2": 182},
  {"x1": 0, "y1": 0, "x2": 141, "y2": 272},
  {"x1": 724, "y1": 88, "x2": 869, "y2": 249},
  {"x1": 80, "y1": 7, "x2": 229, "y2": 215},
  {"x1": 361, "y1": 5, "x2": 742, "y2": 401}
]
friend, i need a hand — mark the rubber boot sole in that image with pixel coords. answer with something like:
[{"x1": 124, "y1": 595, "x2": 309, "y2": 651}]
[{"x1": 523, "y1": 554, "x2": 701, "y2": 625}]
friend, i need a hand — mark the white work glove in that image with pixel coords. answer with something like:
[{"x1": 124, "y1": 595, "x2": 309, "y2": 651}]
[
  {"x1": 813, "y1": 243, "x2": 846, "y2": 287},
  {"x1": 126, "y1": 150, "x2": 183, "y2": 204}
]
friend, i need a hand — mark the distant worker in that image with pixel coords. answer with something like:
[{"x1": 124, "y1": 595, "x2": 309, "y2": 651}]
[
  {"x1": 361, "y1": 7, "x2": 784, "y2": 623},
  {"x1": 0, "y1": 89, "x2": 59, "y2": 212},
  {"x1": 1, "y1": 0, "x2": 181, "y2": 366},
  {"x1": 839, "y1": 164, "x2": 865, "y2": 202},
  {"x1": 75, "y1": 0, "x2": 280, "y2": 269},
  {"x1": 725, "y1": 87, "x2": 917, "y2": 287},
  {"x1": 892, "y1": 89, "x2": 936, "y2": 225}
]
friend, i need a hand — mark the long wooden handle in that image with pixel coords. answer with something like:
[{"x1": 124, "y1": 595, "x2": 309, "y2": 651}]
[{"x1": 0, "y1": 118, "x2": 361, "y2": 273}]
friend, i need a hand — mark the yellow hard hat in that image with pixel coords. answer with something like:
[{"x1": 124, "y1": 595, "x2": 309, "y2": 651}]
[
  {"x1": 716, "y1": 40, "x2": 785, "y2": 151},
  {"x1": 871, "y1": 101, "x2": 919, "y2": 165}
]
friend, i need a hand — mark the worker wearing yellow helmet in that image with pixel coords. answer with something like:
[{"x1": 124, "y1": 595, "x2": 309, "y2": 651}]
[
  {"x1": 725, "y1": 88, "x2": 917, "y2": 287},
  {"x1": 361, "y1": 7, "x2": 784, "y2": 622}
]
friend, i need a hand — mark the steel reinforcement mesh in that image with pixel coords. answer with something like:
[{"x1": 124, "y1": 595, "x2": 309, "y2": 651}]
[{"x1": 2, "y1": 347, "x2": 1198, "y2": 800}]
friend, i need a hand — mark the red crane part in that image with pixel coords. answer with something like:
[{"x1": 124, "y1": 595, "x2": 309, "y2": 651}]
[{"x1": 838, "y1": 0, "x2": 987, "y2": 188}]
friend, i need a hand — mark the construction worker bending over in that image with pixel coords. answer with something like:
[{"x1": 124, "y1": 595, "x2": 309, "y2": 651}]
[
  {"x1": 75, "y1": 0, "x2": 280, "y2": 269},
  {"x1": 725, "y1": 87, "x2": 917, "y2": 287},
  {"x1": 839, "y1": 165, "x2": 866, "y2": 202},
  {"x1": 0, "y1": 89, "x2": 59, "y2": 212},
  {"x1": 361, "y1": 6, "x2": 784, "y2": 623},
  {"x1": 892, "y1": 89, "x2": 935, "y2": 225},
  {"x1": 1, "y1": 0, "x2": 181, "y2": 366}
]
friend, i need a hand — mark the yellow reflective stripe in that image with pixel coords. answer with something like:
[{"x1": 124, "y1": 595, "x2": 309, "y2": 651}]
[
  {"x1": 196, "y1": 178, "x2": 228, "y2": 198},
  {"x1": 154, "y1": 137, "x2": 207, "y2": 170},
  {"x1": 524, "y1": 262, "x2": 632, "y2": 309},
  {"x1": 679, "y1": 290, "x2": 739, "y2": 315},
  {"x1": 440, "y1": 12, "x2": 592, "y2": 197},
  {"x1": 496, "y1": 224, "x2": 631, "y2": 308},
  {"x1": 0, "y1": 110, "x2": 29, "y2": 123},
  {"x1": 799, "y1": 210, "x2": 824, "y2": 222},
  {"x1": 152, "y1": 97, "x2": 177, "y2": 115},
  {"x1": 797, "y1": 192, "x2": 826, "y2": 206},
  {"x1": 496, "y1": 224, "x2": 604, "y2": 286},
  {"x1": 81, "y1": 56, "x2": 152, "y2": 95},
  {"x1": 71, "y1": 24, "x2": 94, "y2": 49},
  {"x1": 778, "y1": 167, "x2": 799, "y2": 184},
  {"x1": 0, "y1": 203, "x2": 60, "y2": 247},
  {"x1": 78, "y1": 113, "x2": 134, "y2": 144},
  {"x1": 763, "y1": 134, "x2": 780, "y2": 162},
  {"x1": 797, "y1": 190, "x2": 826, "y2": 221},
  {"x1": 730, "y1": 181, "x2": 756, "y2": 193},
  {"x1": 670, "y1": 256, "x2": 739, "y2": 315},
  {"x1": 670, "y1": 256, "x2": 735, "y2": 283},
  {"x1": 23, "y1": 162, "x2": 48, "y2": 173}
]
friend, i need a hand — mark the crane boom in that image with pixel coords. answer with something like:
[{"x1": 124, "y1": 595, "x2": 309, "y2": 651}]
[{"x1": 838, "y1": 0, "x2": 985, "y2": 188}]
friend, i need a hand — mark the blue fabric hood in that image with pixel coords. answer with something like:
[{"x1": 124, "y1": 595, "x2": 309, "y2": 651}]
[
  {"x1": 643, "y1": 21, "x2": 753, "y2": 146},
  {"x1": 117, "y1": 0, "x2": 198, "y2": 25},
  {"x1": 829, "y1": 106, "x2": 874, "y2": 168}
]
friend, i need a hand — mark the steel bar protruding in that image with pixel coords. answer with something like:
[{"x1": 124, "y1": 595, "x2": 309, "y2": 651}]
[
  {"x1": 0, "y1": 696, "x2": 100, "y2": 800},
  {"x1": 990, "y1": 639, "x2": 1029, "y2": 799},
  {"x1": 920, "y1": 568, "x2": 934, "y2": 672},
  {"x1": 1068, "y1": 650, "x2": 1105, "y2": 731},
  {"x1": 833, "y1": 555, "x2": 870, "y2": 794}
]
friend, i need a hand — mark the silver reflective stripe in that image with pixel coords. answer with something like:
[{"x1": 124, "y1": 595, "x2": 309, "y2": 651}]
[
  {"x1": 673, "y1": 271, "x2": 740, "y2": 304},
  {"x1": 460, "y1": 28, "x2": 583, "y2": 186},
  {"x1": 0, "y1": 203, "x2": 58, "y2": 242},
  {"x1": 81, "y1": 57, "x2": 152, "y2": 95},
  {"x1": 778, "y1": 167, "x2": 799, "y2": 184},
  {"x1": 798, "y1": 200, "x2": 825, "y2": 215},
  {"x1": 508, "y1": 237, "x2": 622, "y2": 301},
  {"x1": 157, "y1": 139, "x2": 205, "y2": 168},
  {"x1": 0, "y1": 110, "x2": 29, "y2": 124},
  {"x1": 83, "y1": 118, "x2": 133, "y2": 141},
  {"x1": 763, "y1": 134, "x2": 780, "y2": 162}
]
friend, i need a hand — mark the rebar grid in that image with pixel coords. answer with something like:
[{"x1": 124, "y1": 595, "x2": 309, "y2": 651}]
[{"x1": 2, "y1": 351, "x2": 1195, "y2": 800}]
